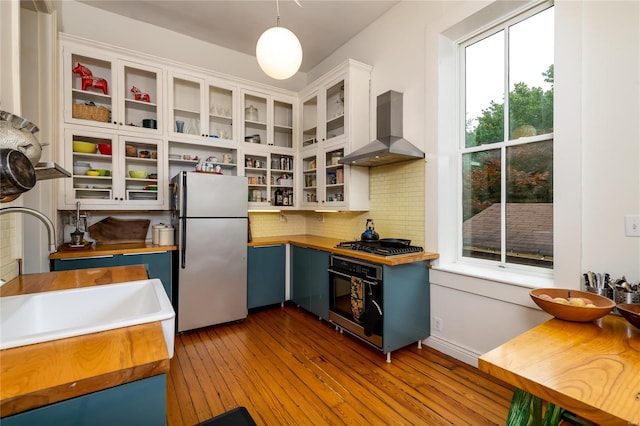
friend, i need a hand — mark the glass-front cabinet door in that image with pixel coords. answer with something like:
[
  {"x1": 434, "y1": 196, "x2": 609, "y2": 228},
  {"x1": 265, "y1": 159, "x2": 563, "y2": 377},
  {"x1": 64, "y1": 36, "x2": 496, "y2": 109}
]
[
  {"x1": 169, "y1": 71, "x2": 204, "y2": 139},
  {"x1": 118, "y1": 61, "x2": 162, "y2": 134},
  {"x1": 324, "y1": 78, "x2": 345, "y2": 144},
  {"x1": 301, "y1": 94, "x2": 319, "y2": 149},
  {"x1": 242, "y1": 92, "x2": 268, "y2": 146},
  {"x1": 301, "y1": 154, "x2": 318, "y2": 207},
  {"x1": 63, "y1": 48, "x2": 115, "y2": 130},
  {"x1": 207, "y1": 81, "x2": 235, "y2": 142},
  {"x1": 273, "y1": 100, "x2": 294, "y2": 149}
]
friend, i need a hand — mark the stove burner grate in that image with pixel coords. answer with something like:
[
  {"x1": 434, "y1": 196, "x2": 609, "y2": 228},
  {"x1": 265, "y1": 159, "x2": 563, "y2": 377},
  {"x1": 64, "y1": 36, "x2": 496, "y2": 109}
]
[{"x1": 336, "y1": 240, "x2": 424, "y2": 257}]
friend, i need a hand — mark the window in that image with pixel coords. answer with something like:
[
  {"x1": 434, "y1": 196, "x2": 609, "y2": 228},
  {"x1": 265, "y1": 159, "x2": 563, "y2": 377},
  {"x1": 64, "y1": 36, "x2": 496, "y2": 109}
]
[{"x1": 460, "y1": 4, "x2": 554, "y2": 270}]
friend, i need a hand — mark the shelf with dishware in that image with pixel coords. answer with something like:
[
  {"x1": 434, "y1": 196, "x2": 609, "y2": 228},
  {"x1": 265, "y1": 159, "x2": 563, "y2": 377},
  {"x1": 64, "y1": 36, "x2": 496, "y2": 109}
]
[{"x1": 167, "y1": 138, "x2": 238, "y2": 178}]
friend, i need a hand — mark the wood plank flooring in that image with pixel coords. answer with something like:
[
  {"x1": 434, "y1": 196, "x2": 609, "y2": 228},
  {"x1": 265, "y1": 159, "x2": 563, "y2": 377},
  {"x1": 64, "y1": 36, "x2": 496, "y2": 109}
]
[{"x1": 167, "y1": 304, "x2": 514, "y2": 425}]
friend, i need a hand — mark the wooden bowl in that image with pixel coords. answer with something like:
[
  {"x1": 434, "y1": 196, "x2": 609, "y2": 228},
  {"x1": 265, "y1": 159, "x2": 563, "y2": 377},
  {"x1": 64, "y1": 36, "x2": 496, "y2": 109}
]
[
  {"x1": 530, "y1": 288, "x2": 615, "y2": 322},
  {"x1": 616, "y1": 303, "x2": 640, "y2": 330}
]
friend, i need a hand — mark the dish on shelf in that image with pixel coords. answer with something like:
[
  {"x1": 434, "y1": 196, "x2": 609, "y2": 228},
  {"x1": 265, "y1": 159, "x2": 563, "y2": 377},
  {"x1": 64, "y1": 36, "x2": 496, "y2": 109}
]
[
  {"x1": 73, "y1": 163, "x2": 91, "y2": 175},
  {"x1": 75, "y1": 184, "x2": 89, "y2": 189},
  {"x1": 125, "y1": 144, "x2": 137, "y2": 157},
  {"x1": 73, "y1": 141, "x2": 96, "y2": 153},
  {"x1": 94, "y1": 185, "x2": 111, "y2": 189},
  {"x1": 129, "y1": 170, "x2": 147, "y2": 179},
  {"x1": 98, "y1": 144, "x2": 112, "y2": 155},
  {"x1": 168, "y1": 154, "x2": 181, "y2": 160},
  {"x1": 143, "y1": 185, "x2": 157, "y2": 191},
  {"x1": 86, "y1": 170, "x2": 100, "y2": 176}
]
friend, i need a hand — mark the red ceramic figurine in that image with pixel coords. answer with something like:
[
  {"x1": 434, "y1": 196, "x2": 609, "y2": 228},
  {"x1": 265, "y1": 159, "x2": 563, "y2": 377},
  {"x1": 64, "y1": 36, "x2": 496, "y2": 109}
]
[
  {"x1": 130, "y1": 86, "x2": 151, "y2": 102},
  {"x1": 72, "y1": 63, "x2": 108, "y2": 95}
]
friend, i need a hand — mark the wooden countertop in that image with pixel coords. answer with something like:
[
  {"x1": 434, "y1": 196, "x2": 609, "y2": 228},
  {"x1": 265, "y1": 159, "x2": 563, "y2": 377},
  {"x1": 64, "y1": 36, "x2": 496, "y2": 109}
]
[
  {"x1": 478, "y1": 315, "x2": 640, "y2": 426},
  {"x1": 249, "y1": 235, "x2": 439, "y2": 266},
  {"x1": 0, "y1": 265, "x2": 170, "y2": 417},
  {"x1": 49, "y1": 242, "x2": 177, "y2": 260}
]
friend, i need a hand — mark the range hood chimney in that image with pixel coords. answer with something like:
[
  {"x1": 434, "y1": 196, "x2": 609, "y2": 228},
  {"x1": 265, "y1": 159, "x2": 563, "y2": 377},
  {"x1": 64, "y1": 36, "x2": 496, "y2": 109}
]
[{"x1": 339, "y1": 90, "x2": 424, "y2": 167}]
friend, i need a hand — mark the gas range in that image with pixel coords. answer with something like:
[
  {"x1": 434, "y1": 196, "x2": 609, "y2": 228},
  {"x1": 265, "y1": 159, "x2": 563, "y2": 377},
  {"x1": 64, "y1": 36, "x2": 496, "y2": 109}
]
[{"x1": 335, "y1": 239, "x2": 424, "y2": 257}]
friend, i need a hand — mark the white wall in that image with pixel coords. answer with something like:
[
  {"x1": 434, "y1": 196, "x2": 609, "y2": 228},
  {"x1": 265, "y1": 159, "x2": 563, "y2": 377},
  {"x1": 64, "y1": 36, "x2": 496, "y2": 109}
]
[{"x1": 309, "y1": 0, "x2": 640, "y2": 365}]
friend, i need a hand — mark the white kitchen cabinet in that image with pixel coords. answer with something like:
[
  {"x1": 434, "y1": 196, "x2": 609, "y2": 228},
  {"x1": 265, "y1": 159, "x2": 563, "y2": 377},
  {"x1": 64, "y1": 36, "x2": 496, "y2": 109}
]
[
  {"x1": 242, "y1": 150, "x2": 295, "y2": 209},
  {"x1": 167, "y1": 71, "x2": 237, "y2": 142},
  {"x1": 60, "y1": 127, "x2": 164, "y2": 210},
  {"x1": 299, "y1": 60, "x2": 371, "y2": 211},
  {"x1": 61, "y1": 42, "x2": 163, "y2": 135},
  {"x1": 241, "y1": 90, "x2": 296, "y2": 150}
]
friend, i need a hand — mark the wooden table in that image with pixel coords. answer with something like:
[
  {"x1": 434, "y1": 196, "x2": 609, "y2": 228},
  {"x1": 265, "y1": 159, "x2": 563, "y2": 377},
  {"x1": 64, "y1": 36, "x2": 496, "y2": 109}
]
[{"x1": 479, "y1": 315, "x2": 640, "y2": 426}]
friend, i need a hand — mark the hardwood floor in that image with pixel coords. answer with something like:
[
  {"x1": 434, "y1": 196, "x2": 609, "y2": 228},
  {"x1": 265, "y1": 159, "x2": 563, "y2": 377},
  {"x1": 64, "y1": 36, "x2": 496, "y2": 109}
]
[{"x1": 166, "y1": 304, "x2": 514, "y2": 425}]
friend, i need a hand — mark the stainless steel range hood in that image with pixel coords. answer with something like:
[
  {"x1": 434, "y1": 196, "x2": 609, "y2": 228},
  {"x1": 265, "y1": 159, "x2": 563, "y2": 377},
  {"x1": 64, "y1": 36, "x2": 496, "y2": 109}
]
[{"x1": 339, "y1": 90, "x2": 424, "y2": 167}]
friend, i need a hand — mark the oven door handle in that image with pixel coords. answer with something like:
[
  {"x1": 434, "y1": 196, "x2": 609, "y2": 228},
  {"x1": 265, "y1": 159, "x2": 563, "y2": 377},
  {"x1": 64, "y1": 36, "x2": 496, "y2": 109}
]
[
  {"x1": 328, "y1": 269, "x2": 379, "y2": 286},
  {"x1": 328, "y1": 269, "x2": 352, "y2": 280}
]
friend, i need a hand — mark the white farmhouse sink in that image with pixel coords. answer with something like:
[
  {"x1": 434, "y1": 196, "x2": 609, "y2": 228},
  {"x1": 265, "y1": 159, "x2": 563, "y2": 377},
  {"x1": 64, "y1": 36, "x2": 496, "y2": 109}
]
[{"x1": 0, "y1": 279, "x2": 175, "y2": 357}]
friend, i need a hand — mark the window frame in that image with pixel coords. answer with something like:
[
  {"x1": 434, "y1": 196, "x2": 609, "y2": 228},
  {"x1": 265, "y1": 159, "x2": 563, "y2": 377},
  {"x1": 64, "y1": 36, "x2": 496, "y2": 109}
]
[{"x1": 456, "y1": 1, "x2": 555, "y2": 276}]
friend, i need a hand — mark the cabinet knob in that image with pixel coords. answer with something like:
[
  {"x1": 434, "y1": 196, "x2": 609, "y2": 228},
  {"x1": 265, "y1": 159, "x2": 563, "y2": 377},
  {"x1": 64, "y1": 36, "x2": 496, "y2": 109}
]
[{"x1": 113, "y1": 121, "x2": 117, "y2": 125}]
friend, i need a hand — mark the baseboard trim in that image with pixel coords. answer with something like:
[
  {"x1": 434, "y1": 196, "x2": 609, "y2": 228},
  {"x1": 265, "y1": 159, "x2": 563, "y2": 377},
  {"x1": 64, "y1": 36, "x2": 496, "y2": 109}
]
[{"x1": 424, "y1": 335, "x2": 482, "y2": 368}]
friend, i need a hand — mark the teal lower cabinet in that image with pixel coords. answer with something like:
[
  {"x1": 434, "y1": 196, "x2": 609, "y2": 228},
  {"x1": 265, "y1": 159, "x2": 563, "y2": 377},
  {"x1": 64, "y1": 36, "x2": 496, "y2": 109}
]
[
  {"x1": 247, "y1": 245, "x2": 286, "y2": 309},
  {"x1": 51, "y1": 251, "x2": 172, "y2": 301},
  {"x1": 291, "y1": 245, "x2": 329, "y2": 320},
  {"x1": 382, "y1": 261, "x2": 430, "y2": 354},
  {"x1": 2, "y1": 374, "x2": 167, "y2": 426}
]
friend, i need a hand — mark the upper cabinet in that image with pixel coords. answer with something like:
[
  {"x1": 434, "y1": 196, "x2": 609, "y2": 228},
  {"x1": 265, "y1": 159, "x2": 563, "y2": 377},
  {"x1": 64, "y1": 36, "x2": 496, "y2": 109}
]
[
  {"x1": 61, "y1": 127, "x2": 164, "y2": 210},
  {"x1": 241, "y1": 90, "x2": 296, "y2": 150},
  {"x1": 167, "y1": 71, "x2": 237, "y2": 142},
  {"x1": 299, "y1": 60, "x2": 372, "y2": 211},
  {"x1": 62, "y1": 43, "x2": 163, "y2": 136}
]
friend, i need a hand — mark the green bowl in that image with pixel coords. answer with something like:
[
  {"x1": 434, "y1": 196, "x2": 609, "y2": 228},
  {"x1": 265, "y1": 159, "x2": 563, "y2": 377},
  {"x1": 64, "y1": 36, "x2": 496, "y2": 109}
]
[{"x1": 129, "y1": 170, "x2": 147, "y2": 179}]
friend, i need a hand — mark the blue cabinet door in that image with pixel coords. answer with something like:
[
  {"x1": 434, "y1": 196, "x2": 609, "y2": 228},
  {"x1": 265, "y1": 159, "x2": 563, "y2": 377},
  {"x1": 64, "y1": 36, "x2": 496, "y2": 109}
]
[
  {"x1": 247, "y1": 245, "x2": 286, "y2": 309},
  {"x1": 291, "y1": 246, "x2": 329, "y2": 320},
  {"x1": 119, "y1": 252, "x2": 172, "y2": 301},
  {"x1": 52, "y1": 251, "x2": 172, "y2": 301},
  {"x1": 2, "y1": 374, "x2": 167, "y2": 426}
]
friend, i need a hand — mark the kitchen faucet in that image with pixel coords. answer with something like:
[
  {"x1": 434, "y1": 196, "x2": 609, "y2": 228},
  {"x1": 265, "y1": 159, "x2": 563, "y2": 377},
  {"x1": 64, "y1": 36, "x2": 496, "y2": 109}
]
[{"x1": 0, "y1": 207, "x2": 57, "y2": 253}]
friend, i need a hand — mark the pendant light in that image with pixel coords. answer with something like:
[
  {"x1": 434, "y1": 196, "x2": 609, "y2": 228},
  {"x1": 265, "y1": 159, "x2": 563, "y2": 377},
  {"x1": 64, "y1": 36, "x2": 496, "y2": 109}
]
[{"x1": 256, "y1": 0, "x2": 303, "y2": 80}]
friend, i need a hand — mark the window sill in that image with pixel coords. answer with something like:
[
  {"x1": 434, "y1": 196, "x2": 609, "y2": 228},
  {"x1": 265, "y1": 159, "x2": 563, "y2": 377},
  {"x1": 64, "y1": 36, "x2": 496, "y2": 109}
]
[{"x1": 432, "y1": 262, "x2": 554, "y2": 289}]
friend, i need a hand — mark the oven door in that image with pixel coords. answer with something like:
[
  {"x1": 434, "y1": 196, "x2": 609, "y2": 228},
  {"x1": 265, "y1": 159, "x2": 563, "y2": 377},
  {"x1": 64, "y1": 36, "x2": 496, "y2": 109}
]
[{"x1": 328, "y1": 268, "x2": 383, "y2": 348}]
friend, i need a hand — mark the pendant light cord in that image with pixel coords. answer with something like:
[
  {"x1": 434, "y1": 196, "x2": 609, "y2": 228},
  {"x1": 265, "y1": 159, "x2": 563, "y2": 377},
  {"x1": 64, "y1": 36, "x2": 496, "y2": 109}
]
[{"x1": 276, "y1": 0, "x2": 280, "y2": 26}]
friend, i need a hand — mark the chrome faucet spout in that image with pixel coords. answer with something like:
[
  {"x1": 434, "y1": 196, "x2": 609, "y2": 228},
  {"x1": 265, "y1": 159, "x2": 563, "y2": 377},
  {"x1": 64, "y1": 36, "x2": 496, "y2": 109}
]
[{"x1": 0, "y1": 207, "x2": 57, "y2": 253}]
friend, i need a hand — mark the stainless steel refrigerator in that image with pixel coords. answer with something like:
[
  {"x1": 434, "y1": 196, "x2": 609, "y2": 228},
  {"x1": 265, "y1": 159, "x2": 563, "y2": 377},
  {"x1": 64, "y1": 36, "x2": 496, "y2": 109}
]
[{"x1": 170, "y1": 171, "x2": 248, "y2": 332}]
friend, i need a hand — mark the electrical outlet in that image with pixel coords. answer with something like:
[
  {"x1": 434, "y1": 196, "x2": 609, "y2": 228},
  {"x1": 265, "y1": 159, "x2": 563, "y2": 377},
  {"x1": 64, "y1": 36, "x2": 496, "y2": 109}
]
[
  {"x1": 624, "y1": 215, "x2": 640, "y2": 237},
  {"x1": 433, "y1": 316, "x2": 443, "y2": 332}
]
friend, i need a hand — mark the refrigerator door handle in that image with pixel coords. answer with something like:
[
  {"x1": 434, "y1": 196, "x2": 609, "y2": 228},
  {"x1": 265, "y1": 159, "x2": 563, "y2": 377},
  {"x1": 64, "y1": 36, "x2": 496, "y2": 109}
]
[
  {"x1": 181, "y1": 172, "x2": 188, "y2": 269},
  {"x1": 181, "y1": 217, "x2": 187, "y2": 269}
]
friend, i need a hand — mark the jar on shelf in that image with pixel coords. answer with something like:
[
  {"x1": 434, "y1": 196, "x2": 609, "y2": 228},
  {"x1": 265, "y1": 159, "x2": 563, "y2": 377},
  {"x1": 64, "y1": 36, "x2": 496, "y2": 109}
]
[{"x1": 245, "y1": 105, "x2": 258, "y2": 122}]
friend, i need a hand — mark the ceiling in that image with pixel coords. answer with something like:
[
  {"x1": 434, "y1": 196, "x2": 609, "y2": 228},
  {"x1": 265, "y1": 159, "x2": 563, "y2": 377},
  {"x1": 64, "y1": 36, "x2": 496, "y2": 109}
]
[{"x1": 75, "y1": 0, "x2": 399, "y2": 73}]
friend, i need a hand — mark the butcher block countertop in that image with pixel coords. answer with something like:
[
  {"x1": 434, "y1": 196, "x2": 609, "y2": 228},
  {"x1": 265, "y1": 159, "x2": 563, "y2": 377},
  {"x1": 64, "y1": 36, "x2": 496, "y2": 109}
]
[
  {"x1": 249, "y1": 235, "x2": 439, "y2": 266},
  {"x1": 0, "y1": 265, "x2": 170, "y2": 418},
  {"x1": 49, "y1": 242, "x2": 177, "y2": 260},
  {"x1": 479, "y1": 315, "x2": 640, "y2": 426}
]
